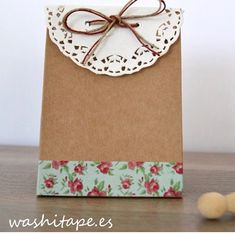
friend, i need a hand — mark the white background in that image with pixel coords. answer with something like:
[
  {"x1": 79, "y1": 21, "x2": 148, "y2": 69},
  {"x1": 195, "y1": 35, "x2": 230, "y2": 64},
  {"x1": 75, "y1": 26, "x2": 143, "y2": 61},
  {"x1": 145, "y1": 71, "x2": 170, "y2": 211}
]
[{"x1": 0, "y1": 0, "x2": 235, "y2": 153}]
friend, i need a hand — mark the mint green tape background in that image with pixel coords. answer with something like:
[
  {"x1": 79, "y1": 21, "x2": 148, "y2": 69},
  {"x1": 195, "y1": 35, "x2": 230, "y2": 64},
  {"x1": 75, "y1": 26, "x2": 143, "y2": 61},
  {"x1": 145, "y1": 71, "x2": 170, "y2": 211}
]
[{"x1": 37, "y1": 160, "x2": 183, "y2": 197}]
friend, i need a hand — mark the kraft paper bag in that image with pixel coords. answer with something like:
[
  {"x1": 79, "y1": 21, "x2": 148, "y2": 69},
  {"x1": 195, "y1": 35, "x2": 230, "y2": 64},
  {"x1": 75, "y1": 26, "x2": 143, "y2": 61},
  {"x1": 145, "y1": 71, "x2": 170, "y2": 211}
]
[{"x1": 37, "y1": 1, "x2": 184, "y2": 197}]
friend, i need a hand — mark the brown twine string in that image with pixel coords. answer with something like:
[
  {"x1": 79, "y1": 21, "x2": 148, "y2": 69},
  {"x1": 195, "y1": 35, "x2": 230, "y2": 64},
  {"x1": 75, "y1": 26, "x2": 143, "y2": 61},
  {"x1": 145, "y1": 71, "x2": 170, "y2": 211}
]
[{"x1": 63, "y1": 0, "x2": 166, "y2": 65}]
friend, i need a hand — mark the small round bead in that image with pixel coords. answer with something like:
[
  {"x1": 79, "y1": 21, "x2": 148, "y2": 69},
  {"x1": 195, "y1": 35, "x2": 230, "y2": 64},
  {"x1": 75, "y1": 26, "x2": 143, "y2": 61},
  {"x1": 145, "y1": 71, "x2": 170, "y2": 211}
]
[{"x1": 197, "y1": 192, "x2": 227, "y2": 219}]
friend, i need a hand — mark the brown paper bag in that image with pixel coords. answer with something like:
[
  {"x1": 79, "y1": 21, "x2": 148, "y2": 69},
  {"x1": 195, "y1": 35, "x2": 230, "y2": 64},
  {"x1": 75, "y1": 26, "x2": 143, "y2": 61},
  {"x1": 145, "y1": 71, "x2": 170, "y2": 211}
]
[{"x1": 37, "y1": 4, "x2": 183, "y2": 197}]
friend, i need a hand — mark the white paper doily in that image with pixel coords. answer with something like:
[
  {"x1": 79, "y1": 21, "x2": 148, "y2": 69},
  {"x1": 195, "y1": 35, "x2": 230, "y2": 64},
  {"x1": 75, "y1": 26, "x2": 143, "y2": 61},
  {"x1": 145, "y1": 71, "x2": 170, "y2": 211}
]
[{"x1": 46, "y1": 5, "x2": 183, "y2": 77}]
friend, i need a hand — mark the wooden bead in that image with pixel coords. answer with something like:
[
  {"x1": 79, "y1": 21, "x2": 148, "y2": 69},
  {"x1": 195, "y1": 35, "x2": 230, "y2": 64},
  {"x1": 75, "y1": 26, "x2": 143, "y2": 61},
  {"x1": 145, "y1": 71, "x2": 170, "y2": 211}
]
[
  {"x1": 197, "y1": 192, "x2": 227, "y2": 219},
  {"x1": 226, "y1": 192, "x2": 235, "y2": 213}
]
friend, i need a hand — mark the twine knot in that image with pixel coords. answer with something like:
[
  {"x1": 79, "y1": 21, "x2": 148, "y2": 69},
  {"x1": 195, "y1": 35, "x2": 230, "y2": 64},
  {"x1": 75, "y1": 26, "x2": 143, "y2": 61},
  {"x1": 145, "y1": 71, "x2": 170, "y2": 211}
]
[{"x1": 110, "y1": 15, "x2": 123, "y2": 26}]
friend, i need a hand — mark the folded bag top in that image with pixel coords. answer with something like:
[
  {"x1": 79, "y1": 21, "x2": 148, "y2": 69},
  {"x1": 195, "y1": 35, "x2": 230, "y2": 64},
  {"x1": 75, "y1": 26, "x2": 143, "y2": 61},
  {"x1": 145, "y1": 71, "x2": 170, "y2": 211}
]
[{"x1": 46, "y1": 0, "x2": 183, "y2": 76}]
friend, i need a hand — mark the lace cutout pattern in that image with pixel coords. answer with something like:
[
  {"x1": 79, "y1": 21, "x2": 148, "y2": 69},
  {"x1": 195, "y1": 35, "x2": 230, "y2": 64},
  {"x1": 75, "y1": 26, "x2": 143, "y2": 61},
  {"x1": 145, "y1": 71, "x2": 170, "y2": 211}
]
[{"x1": 46, "y1": 6, "x2": 183, "y2": 77}]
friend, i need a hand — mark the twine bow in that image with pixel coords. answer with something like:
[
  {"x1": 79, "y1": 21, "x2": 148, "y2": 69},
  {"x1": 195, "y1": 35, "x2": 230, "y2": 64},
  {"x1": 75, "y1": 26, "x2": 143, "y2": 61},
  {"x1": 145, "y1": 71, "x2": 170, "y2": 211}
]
[{"x1": 63, "y1": 0, "x2": 166, "y2": 65}]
